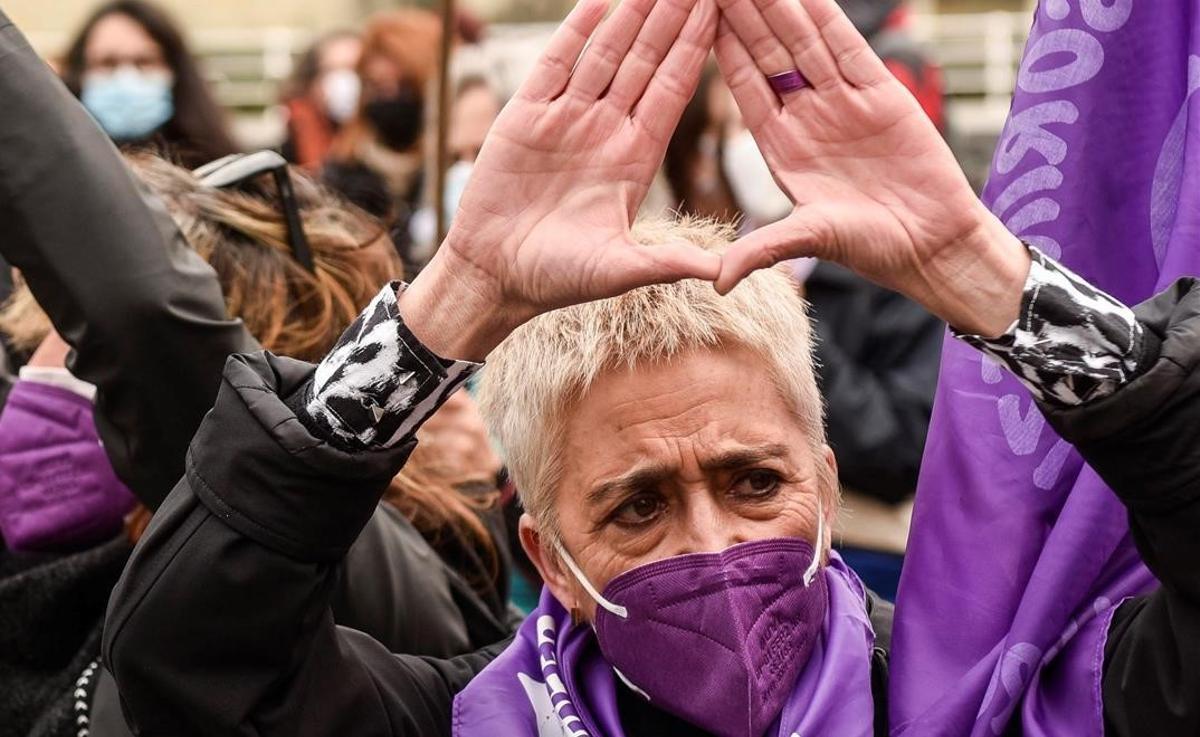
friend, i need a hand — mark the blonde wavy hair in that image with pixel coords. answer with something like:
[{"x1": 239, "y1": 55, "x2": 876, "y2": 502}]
[{"x1": 477, "y1": 217, "x2": 832, "y2": 538}]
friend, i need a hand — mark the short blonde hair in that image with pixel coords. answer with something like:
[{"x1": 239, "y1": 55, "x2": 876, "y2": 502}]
[{"x1": 477, "y1": 217, "x2": 828, "y2": 535}]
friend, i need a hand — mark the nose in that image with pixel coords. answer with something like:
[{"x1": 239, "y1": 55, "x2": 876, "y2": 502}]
[{"x1": 670, "y1": 493, "x2": 749, "y2": 556}]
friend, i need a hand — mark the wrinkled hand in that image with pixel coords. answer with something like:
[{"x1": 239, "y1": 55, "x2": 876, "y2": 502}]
[
  {"x1": 403, "y1": 0, "x2": 720, "y2": 361},
  {"x1": 713, "y1": 0, "x2": 1028, "y2": 335}
]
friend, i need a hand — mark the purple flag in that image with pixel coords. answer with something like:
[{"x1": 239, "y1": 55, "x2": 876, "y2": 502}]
[{"x1": 891, "y1": 2, "x2": 1199, "y2": 735}]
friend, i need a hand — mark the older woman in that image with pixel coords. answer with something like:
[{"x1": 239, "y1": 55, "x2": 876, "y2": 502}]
[{"x1": 102, "y1": 0, "x2": 1199, "y2": 735}]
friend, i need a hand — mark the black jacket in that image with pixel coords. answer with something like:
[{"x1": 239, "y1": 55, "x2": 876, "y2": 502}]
[
  {"x1": 0, "y1": 13, "x2": 512, "y2": 737},
  {"x1": 104, "y1": 280, "x2": 1200, "y2": 736},
  {"x1": 806, "y1": 261, "x2": 944, "y2": 503}
]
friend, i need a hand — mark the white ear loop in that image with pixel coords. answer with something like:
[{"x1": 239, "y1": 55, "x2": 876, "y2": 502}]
[
  {"x1": 555, "y1": 541, "x2": 629, "y2": 619},
  {"x1": 803, "y1": 496, "x2": 825, "y2": 587}
]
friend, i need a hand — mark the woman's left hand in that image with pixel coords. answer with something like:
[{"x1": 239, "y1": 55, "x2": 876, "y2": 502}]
[{"x1": 712, "y1": 0, "x2": 1028, "y2": 336}]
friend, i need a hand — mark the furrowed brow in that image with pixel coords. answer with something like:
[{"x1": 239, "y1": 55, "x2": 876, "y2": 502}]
[
  {"x1": 699, "y1": 444, "x2": 792, "y2": 473},
  {"x1": 585, "y1": 465, "x2": 671, "y2": 508}
]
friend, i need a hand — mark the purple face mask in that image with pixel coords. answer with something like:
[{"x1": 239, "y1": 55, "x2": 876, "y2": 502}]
[
  {"x1": 0, "y1": 380, "x2": 135, "y2": 552},
  {"x1": 557, "y1": 503, "x2": 828, "y2": 737}
]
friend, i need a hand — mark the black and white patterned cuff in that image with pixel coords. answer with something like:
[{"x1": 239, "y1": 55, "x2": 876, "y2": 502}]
[
  {"x1": 303, "y1": 282, "x2": 480, "y2": 451},
  {"x1": 955, "y1": 247, "x2": 1148, "y2": 406}
]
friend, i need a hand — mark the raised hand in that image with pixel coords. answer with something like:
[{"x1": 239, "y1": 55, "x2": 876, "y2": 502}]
[
  {"x1": 402, "y1": 0, "x2": 720, "y2": 361},
  {"x1": 712, "y1": 0, "x2": 1028, "y2": 335}
]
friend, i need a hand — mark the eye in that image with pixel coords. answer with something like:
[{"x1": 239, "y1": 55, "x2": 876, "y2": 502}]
[
  {"x1": 731, "y1": 469, "x2": 782, "y2": 499},
  {"x1": 611, "y1": 492, "x2": 666, "y2": 528}
]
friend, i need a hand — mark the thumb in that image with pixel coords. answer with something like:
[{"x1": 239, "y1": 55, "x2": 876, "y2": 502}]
[
  {"x1": 715, "y1": 212, "x2": 831, "y2": 295},
  {"x1": 615, "y1": 239, "x2": 723, "y2": 293}
]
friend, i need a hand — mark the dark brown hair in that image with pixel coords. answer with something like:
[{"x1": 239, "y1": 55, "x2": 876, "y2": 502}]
[{"x1": 60, "y1": 0, "x2": 239, "y2": 168}]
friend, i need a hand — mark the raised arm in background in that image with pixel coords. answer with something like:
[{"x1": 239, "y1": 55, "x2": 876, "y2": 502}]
[{"x1": 0, "y1": 9, "x2": 254, "y2": 511}]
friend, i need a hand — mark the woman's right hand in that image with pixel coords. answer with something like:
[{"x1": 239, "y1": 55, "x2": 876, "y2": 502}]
[{"x1": 401, "y1": 0, "x2": 720, "y2": 361}]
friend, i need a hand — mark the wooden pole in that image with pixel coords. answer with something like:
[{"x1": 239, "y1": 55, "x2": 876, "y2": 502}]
[{"x1": 434, "y1": 0, "x2": 457, "y2": 246}]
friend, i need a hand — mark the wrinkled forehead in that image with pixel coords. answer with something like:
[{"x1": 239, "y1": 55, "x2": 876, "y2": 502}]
[{"x1": 554, "y1": 345, "x2": 819, "y2": 498}]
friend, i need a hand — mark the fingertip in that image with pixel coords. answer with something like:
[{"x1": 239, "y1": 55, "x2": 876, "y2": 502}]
[
  {"x1": 574, "y1": 0, "x2": 610, "y2": 27},
  {"x1": 713, "y1": 260, "x2": 745, "y2": 295},
  {"x1": 666, "y1": 243, "x2": 722, "y2": 282},
  {"x1": 714, "y1": 274, "x2": 740, "y2": 296}
]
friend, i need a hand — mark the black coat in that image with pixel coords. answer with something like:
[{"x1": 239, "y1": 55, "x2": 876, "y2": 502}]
[
  {"x1": 104, "y1": 280, "x2": 1200, "y2": 736},
  {"x1": 806, "y1": 261, "x2": 944, "y2": 504},
  {"x1": 0, "y1": 13, "x2": 513, "y2": 737}
]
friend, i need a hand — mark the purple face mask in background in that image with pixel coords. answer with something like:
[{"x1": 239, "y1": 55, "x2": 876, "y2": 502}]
[
  {"x1": 557, "y1": 503, "x2": 828, "y2": 737},
  {"x1": 0, "y1": 380, "x2": 135, "y2": 552}
]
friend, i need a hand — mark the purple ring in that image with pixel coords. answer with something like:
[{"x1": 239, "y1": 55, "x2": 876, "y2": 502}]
[{"x1": 767, "y1": 69, "x2": 810, "y2": 95}]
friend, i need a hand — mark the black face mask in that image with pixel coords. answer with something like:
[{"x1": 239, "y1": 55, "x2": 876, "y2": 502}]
[{"x1": 363, "y1": 89, "x2": 425, "y2": 152}]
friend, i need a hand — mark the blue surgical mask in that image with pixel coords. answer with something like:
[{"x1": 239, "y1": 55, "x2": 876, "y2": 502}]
[{"x1": 81, "y1": 66, "x2": 174, "y2": 142}]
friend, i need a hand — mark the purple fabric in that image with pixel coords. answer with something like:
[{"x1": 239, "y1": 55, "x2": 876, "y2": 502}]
[
  {"x1": 0, "y1": 381, "x2": 135, "y2": 552},
  {"x1": 453, "y1": 552, "x2": 875, "y2": 737},
  {"x1": 891, "y1": 2, "x2": 1191, "y2": 734},
  {"x1": 591, "y1": 538, "x2": 827, "y2": 737}
]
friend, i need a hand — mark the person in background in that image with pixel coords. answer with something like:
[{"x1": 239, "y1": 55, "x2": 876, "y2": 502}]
[
  {"x1": 837, "y1": 0, "x2": 944, "y2": 133},
  {"x1": 0, "y1": 150, "x2": 516, "y2": 645},
  {"x1": 59, "y1": 0, "x2": 238, "y2": 168},
  {"x1": 323, "y1": 9, "x2": 442, "y2": 276},
  {"x1": 663, "y1": 65, "x2": 742, "y2": 223},
  {"x1": 410, "y1": 75, "x2": 503, "y2": 246},
  {"x1": 448, "y1": 77, "x2": 499, "y2": 166},
  {"x1": 806, "y1": 259, "x2": 942, "y2": 600},
  {"x1": 280, "y1": 30, "x2": 362, "y2": 171}
]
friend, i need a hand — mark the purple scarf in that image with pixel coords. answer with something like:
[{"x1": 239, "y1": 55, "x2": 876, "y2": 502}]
[
  {"x1": 891, "y1": 1, "x2": 1191, "y2": 734},
  {"x1": 0, "y1": 380, "x2": 135, "y2": 552},
  {"x1": 454, "y1": 554, "x2": 875, "y2": 737}
]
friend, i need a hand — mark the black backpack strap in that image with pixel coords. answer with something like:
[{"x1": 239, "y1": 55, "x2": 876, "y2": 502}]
[{"x1": 865, "y1": 588, "x2": 894, "y2": 737}]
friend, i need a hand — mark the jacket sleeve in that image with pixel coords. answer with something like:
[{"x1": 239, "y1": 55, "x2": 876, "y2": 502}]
[
  {"x1": 103, "y1": 352, "x2": 506, "y2": 737},
  {"x1": 1038, "y1": 279, "x2": 1200, "y2": 737},
  {"x1": 0, "y1": 13, "x2": 255, "y2": 510}
]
